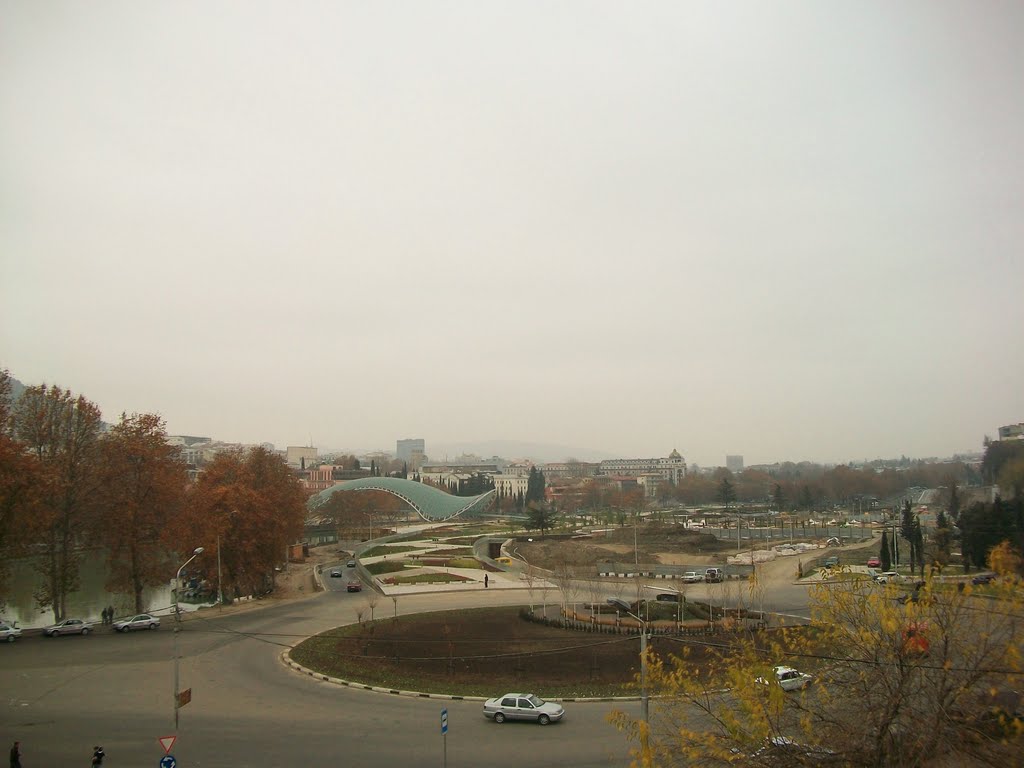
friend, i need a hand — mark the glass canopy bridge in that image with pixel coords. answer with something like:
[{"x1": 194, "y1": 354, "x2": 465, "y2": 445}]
[{"x1": 307, "y1": 476, "x2": 495, "y2": 522}]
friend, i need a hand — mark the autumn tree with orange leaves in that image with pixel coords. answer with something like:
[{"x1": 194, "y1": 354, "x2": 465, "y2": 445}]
[
  {"x1": 0, "y1": 369, "x2": 49, "y2": 598},
  {"x1": 12, "y1": 383, "x2": 103, "y2": 622},
  {"x1": 168, "y1": 447, "x2": 306, "y2": 601},
  {"x1": 96, "y1": 413, "x2": 189, "y2": 613}
]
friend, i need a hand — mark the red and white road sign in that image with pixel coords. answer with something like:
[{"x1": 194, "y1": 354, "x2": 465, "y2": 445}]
[{"x1": 159, "y1": 736, "x2": 176, "y2": 755}]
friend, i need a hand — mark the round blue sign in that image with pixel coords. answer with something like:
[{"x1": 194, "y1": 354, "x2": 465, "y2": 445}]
[{"x1": 160, "y1": 755, "x2": 176, "y2": 768}]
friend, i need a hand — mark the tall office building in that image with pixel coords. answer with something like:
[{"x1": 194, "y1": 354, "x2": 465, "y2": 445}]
[
  {"x1": 397, "y1": 438, "x2": 426, "y2": 469},
  {"x1": 726, "y1": 455, "x2": 744, "y2": 473}
]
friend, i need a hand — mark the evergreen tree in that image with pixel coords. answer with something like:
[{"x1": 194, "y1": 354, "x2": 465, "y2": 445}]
[
  {"x1": 879, "y1": 530, "x2": 892, "y2": 572},
  {"x1": 914, "y1": 519, "x2": 925, "y2": 578},
  {"x1": 798, "y1": 485, "x2": 814, "y2": 511},
  {"x1": 717, "y1": 477, "x2": 736, "y2": 509},
  {"x1": 772, "y1": 483, "x2": 786, "y2": 513},
  {"x1": 947, "y1": 480, "x2": 962, "y2": 522},
  {"x1": 932, "y1": 509, "x2": 953, "y2": 565},
  {"x1": 526, "y1": 467, "x2": 546, "y2": 504},
  {"x1": 900, "y1": 500, "x2": 917, "y2": 572},
  {"x1": 526, "y1": 503, "x2": 558, "y2": 535},
  {"x1": 958, "y1": 496, "x2": 1021, "y2": 572}
]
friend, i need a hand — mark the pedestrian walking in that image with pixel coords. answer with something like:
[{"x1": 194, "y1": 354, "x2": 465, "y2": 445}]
[
  {"x1": 91, "y1": 746, "x2": 105, "y2": 766},
  {"x1": 106, "y1": 606, "x2": 114, "y2": 625},
  {"x1": 100, "y1": 607, "x2": 107, "y2": 625},
  {"x1": 484, "y1": 574, "x2": 489, "y2": 588},
  {"x1": 9, "y1": 740, "x2": 21, "y2": 768}
]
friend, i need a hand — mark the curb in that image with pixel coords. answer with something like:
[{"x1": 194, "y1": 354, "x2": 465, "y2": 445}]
[{"x1": 279, "y1": 650, "x2": 638, "y2": 704}]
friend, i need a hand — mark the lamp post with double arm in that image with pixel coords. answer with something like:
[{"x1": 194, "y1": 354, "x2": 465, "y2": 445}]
[{"x1": 173, "y1": 546, "x2": 203, "y2": 730}]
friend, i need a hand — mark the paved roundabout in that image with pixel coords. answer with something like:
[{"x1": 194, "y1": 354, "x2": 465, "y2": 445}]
[{"x1": 0, "y1": 550, "x2": 818, "y2": 768}]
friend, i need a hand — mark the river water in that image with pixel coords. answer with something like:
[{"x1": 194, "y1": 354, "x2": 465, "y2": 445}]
[{"x1": 1, "y1": 549, "x2": 203, "y2": 628}]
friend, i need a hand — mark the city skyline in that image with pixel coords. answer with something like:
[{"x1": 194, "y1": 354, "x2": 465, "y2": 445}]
[
  {"x1": 2, "y1": 3, "x2": 1021, "y2": 469},
  {"x1": 0, "y1": 368, "x2": 994, "y2": 468}
]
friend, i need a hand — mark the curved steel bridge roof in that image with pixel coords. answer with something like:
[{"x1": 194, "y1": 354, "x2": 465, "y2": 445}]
[{"x1": 307, "y1": 477, "x2": 495, "y2": 522}]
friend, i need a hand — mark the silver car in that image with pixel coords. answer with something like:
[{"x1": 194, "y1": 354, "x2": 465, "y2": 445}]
[
  {"x1": 483, "y1": 693, "x2": 565, "y2": 725},
  {"x1": 44, "y1": 618, "x2": 94, "y2": 637},
  {"x1": 112, "y1": 613, "x2": 161, "y2": 632},
  {"x1": 0, "y1": 622, "x2": 22, "y2": 643}
]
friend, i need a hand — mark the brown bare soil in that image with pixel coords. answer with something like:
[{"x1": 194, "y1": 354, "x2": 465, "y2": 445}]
[
  {"x1": 290, "y1": 605, "x2": 701, "y2": 697},
  {"x1": 514, "y1": 525, "x2": 735, "y2": 571}
]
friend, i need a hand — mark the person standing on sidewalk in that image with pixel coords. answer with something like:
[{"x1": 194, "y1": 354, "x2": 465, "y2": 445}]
[
  {"x1": 484, "y1": 574, "x2": 489, "y2": 588},
  {"x1": 10, "y1": 741, "x2": 21, "y2": 768}
]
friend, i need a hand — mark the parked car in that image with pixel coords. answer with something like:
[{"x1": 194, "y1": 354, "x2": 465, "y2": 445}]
[
  {"x1": 867, "y1": 557, "x2": 881, "y2": 568},
  {"x1": 704, "y1": 568, "x2": 723, "y2": 583},
  {"x1": 750, "y1": 736, "x2": 835, "y2": 759},
  {"x1": 875, "y1": 571, "x2": 901, "y2": 584},
  {"x1": 823, "y1": 557, "x2": 839, "y2": 568},
  {"x1": 44, "y1": 618, "x2": 94, "y2": 637},
  {"x1": 346, "y1": 560, "x2": 357, "y2": 568},
  {"x1": 112, "y1": 614, "x2": 160, "y2": 632},
  {"x1": 682, "y1": 571, "x2": 702, "y2": 583},
  {"x1": 346, "y1": 580, "x2": 362, "y2": 593},
  {"x1": 756, "y1": 665, "x2": 813, "y2": 692},
  {"x1": 330, "y1": 570, "x2": 342, "y2": 578},
  {"x1": 825, "y1": 537, "x2": 841, "y2": 547},
  {"x1": 0, "y1": 622, "x2": 22, "y2": 643},
  {"x1": 483, "y1": 693, "x2": 565, "y2": 725},
  {"x1": 972, "y1": 573, "x2": 996, "y2": 585}
]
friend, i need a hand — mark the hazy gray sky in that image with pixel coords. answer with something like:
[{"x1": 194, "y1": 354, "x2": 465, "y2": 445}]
[{"x1": 2, "y1": 2, "x2": 1022, "y2": 466}]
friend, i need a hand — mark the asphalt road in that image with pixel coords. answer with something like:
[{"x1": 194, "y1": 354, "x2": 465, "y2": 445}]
[
  {"x1": 1, "y1": 589, "x2": 641, "y2": 767},
  {"x1": 0, "y1": 545, "x2": 826, "y2": 768}
]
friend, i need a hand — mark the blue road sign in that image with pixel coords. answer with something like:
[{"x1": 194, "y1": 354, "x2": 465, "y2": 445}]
[
  {"x1": 160, "y1": 755, "x2": 176, "y2": 768},
  {"x1": 441, "y1": 707, "x2": 448, "y2": 734}
]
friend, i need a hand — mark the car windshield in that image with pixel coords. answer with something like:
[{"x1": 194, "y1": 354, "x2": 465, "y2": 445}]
[{"x1": 526, "y1": 694, "x2": 544, "y2": 707}]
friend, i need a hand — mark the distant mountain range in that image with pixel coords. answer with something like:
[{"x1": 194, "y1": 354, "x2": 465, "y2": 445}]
[
  {"x1": 7, "y1": 374, "x2": 25, "y2": 401},
  {"x1": 425, "y1": 440, "x2": 620, "y2": 464}
]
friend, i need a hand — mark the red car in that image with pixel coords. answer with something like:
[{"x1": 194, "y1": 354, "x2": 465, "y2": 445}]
[
  {"x1": 867, "y1": 557, "x2": 881, "y2": 568},
  {"x1": 346, "y1": 580, "x2": 362, "y2": 593}
]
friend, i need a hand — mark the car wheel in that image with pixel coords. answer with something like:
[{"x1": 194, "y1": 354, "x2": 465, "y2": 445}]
[
  {"x1": 5, "y1": 636, "x2": 13, "y2": 643},
  {"x1": 81, "y1": 627, "x2": 89, "y2": 635},
  {"x1": 150, "y1": 623, "x2": 158, "y2": 630},
  {"x1": 538, "y1": 714, "x2": 551, "y2": 726},
  {"x1": 120, "y1": 626, "x2": 130, "y2": 633},
  {"x1": 494, "y1": 713, "x2": 505, "y2": 724}
]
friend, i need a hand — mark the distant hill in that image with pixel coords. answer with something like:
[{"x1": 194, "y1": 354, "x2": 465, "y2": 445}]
[
  {"x1": 9, "y1": 376, "x2": 25, "y2": 401},
  {"x1": 426, "y1": 440, "x2": 619, "y2": 464}
]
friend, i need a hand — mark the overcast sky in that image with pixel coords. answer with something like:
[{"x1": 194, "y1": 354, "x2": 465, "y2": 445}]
[{"x1": 2, "y1": 2, "x2": 1022, "y2": 467}]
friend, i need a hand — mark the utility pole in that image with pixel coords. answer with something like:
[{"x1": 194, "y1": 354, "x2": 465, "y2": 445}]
[
  {"x1": 173, "y1": 547, "x2": 203, "y2": 731},
  {"x1": 217, "y1": 535, "x2": 223, "y2": 606}
]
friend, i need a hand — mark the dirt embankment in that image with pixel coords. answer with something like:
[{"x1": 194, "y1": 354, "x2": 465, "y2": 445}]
[
  {"x1": 514, "y1": 525, "x2": 735, "y2": 571},
  {"x1": 273, "y1": 544, "x2": 352, "y2": 599}
]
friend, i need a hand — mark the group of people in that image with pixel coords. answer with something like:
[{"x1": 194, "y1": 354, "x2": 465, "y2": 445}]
[
  {"x1": 9, "y1": 742, "x2": 104, "y2": 766},
  {"x1": 99, "y1": 606, "x2": 115, "y2": 625}
]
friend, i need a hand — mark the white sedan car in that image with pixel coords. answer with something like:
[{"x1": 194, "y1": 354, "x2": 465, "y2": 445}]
[
  {"x1": 483, "y1": 693, "x2": 565, "y2": 725},
  {"x1": 0, "y1": 622, "x2": 22, "y2": 643},
  {"x1": 757, "y1": 666, "x2": 813, "y2": 691},
  {"x1": 112, "y1": 613, "x2": 161, "y2": 632},
  {"x1": 44, "y1": 618, "x2": 94, "y2": 637}
]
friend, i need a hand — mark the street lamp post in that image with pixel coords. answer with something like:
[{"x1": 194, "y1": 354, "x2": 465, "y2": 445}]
[
  {"x1": 173, "y1": 546, "x2": 203, "y2": 731},
  {"x1": 607, "y1": 598, "x2": 649, "y2": 723}
]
